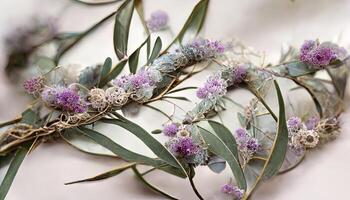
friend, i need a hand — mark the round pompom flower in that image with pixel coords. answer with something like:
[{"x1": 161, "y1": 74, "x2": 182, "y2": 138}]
[
  {"x1": 233, "y1": 65, "x2": 247, "y2": 84},
  {"x1": 287, "y1": 117, "x2": 303, "y2": 132},
  {"x1": 196, "y1": 74, "x2": 227, "y2": 100},
  {"x1": 88, "y1": 88, "x2": 108, "y2": 111},
  {"x1": 56, "y1": 87, "x2": 87, "y2": 113},
  {"x1": 23, "y1": 76, "x2": 45, "y2": 95},
  {"x1": 146, "y1": 10, "x2": 169, "y2": 32},
  {"x1": 162, "y1": 123, "x2": 179, "y2": 137},
  {"x1": 221, "y1": 184, "x2": 244, "y2": 200}
]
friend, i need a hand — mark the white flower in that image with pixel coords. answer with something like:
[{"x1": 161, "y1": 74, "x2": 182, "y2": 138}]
[
  {"x1": 105, "y1": 87, "x2": 129, "y2": 107},
  {"x1": 89, "y1": 88, "x2": 108, "y2": 111}
]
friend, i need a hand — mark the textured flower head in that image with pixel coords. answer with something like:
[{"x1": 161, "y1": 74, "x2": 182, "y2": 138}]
[
  {"x1": 166, "y1": 136, "x2": 207, "y2": 165},
  {"x1": 234, "y1": 128, "x2": 260, "y2": 162},
  {"x1": 147, "y1": 10, "x2": 169, "y2": 32},
  {"x1": 41, "y1": 86, "x2": 87, "y2": 113},
  {"x1": 232, "y1": 65, "x2": 247, "y2": 84},
  {"x1": 162, "y1": 122, "x2": 179, "y2": 137},
  {"x1": 305, "y1": 115, "x2": 320, "y2": 130},
  {"x1": 196, "y1": 74, "x2": 227, "y2": 101},
  {"x1": 23, "y1": 76, "x2": 45, "y2": 95},
  {"x1": 105, "y1": 86, "x2": 129, "y2": 107},
  {"x1": 221, "y1": 184, "x2": 244, "y2": 200},
  {"x1": 88, "y1": 88, "x2": 107, "y2": 111},
  {"x1": 299, "y1": 40, "x2": 346, "y2": 68},
  {"x1": 287, "y1": 117, "x2": 303, "y2": 132}
]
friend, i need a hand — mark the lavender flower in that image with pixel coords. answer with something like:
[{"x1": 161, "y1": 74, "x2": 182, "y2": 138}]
[
  {"x1": 232, "y1": 65, "x2": 247, "y2": 84},
  {"x1": 147, "y1": 10, "x2": 169, "y2": 32},
  {"x1": 162, "y1": 123, "x2": 179, "y2": 137},
  {"x1": 196, "y1": 74, "x2": 227, "y2": 101},
  {"x1": 41, "y1": 86, "x2": 87, "y2": 113},
  {"x1": 305, "y1": 115, "x2": 320, "y2": 130},
  {"x1": 221, "y1": 184, "x2": 244, "y2": 200},
  {"x1": 299, "y1": 40, "x2": 347, "y2": 68},
  {"x1": 166, "y1": 136, "x2": 207, "y2": 165},
  {"x1": 235, "y1": 128, "x2": 259, "y2": 153},
  {"x1": 287, "y1": 117, "x2": 303, "y2": 132},
  {"x1": 23, "y1": 76, "x2": 44, "y2": 95}
]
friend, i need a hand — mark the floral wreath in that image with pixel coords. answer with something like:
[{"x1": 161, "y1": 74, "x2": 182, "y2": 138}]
[{"x1": 0, "y1": 0, "x2": 348, "y2": 200}]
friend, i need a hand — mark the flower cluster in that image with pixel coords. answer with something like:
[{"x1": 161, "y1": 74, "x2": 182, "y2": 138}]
[
  {"x1": 152, "y1": 39, "x2": 225, "y2": 72},
  {"x1": 146, "y1": 10, "x2": 169, "y2": 32},
  {"x1": 234, "y1": 128, "x2": 260, "y2": 164},
  {"x1": 166, "y1": 136, "x2": 207, "y2": 166},
  {"x1": 299, "y1": 40, "x2": 347, "y2": 68},
  {"x1": 196, "y1": 74, "x2": 228, "y2": 101},
  {"x1": 23, "y1": 76, "x2": 45, "y2": 95},
  {"x1": 113, "y1": 69, "x2": 162, "y2": 102},
  {"x1": 221, "y1": 64, "x2": 248, "y2": 86},
  {"x1": 287, "y1": 116, "x2": 320, "y2": 155},
  {"x1": 221, "y1": 184, "x2": 244, "y2": 200},
  {"x1": 162, "y1": 122, "x2": 179, "y2": 137},
  {"x1": 41, "y1": 86, "x2": 87, "y2": 113}
]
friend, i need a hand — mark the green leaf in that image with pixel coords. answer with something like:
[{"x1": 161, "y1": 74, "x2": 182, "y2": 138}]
[
  {"x1": 0, "y1": 146, "x2": 29, "y2": 200},
  {"x1": 20, "y1": 108, "x2": 40, "y2": 127},
  {"x1": 99, "y1": 57, "x2": 112, "y2": 87},
  {"x1": 101, "y1": 118, "x2": 185, "y2": 171},
  {"x1": 207, "y1": 156, "x2": 226, "y2": 174},
  {"x1": 208, "y1": 120, "x2": 238, "y2": 159},
  {"x1": 163, "y1": 96, "x2": 191, "y2": 102},
  {"x1": 129, "y1": 36, "x2": 150, "y2": 73},
  {"x1": 198, "y1": 127, "x2": 246, "y2": 190},
  {"x1": 79, "y1": 65, "x2": 102, "y2": 88},
  {"x1": 65, "y1": 162, "x2": 135, "y2": 185},
  {"x1": 99, "y1": 59, "x2": 128, "y2": 86},
  {"x1": 113, "y1": 0, "x2": 134, "y2": 60},
  {"x1": 34, "y1": 56, "x2": 56, "y2": 74},
  {"x1": 168, "y1": 86, "x2": 197, "y2": 94},
  {"x1": 147, "y1": 37, "x2": 162, "y2": 65},
  {"x1": 132, "y1": 166, "x2": 178, "y2": 200},
  {"x1": 269, "y1": 61, "x2": 316, "y2": 77},
  {"x1": 164, "y1": 0, "x2": 209, "y2": 51},
  {"x1": 151, "y1": 129, "x2": 162, "y2": 134}
]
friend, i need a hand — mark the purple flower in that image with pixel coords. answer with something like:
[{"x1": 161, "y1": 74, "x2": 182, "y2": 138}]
[
  {"x1": 233, "y1": 65, "x2": 247, "y2": 84},
  {"x1": 221, "y1": 184, "x2": 244, "y2": 200},
  {"x1": 305, "y1": 115, "x2": 320, "y2": 130},
  {"x1": 147, "y1": 10, "x2": 169, "y2": 32},
  {"x1": 196, "y1": 74, "x2": 227, "y2": 100},
  {"x1": 299, "y1": 40, "x2": 345, "y2": 68},
  {"x1": 287, "y1": 117, "x2": 302, "y2": 130},
  {"x1": 41, "y1": 86, "x2": 87, "y2": 113},
  {"x1": 163, "y1": 123, "x2": 179, "y2": 137},
  {"x1": 23, "y1": 76, "x2": 44, "y2": 95},
  {"x1": 234, "y1": 128, "x2": 260, "y2": 153}
]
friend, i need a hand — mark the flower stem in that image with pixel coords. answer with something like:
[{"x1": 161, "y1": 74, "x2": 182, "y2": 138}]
[{"x1": 188, "y1": 166, "x2": 204, "y2": 200}]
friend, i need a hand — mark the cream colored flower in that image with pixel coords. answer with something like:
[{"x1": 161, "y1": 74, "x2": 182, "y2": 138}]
[
  {"x1": 300, "y1": 129, "x2": 319, "y2": 148},
  {"x1": 105, "y1": 87, "x2": 129, "y2": 107},
  {"x1": 89, "y1": 88, "x2": 108, "y2": 111}
]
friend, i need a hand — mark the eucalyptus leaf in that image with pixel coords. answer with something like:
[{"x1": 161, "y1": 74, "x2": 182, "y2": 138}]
[
  {"x1": 164, "y1": 0, "x2": 209, "y2": 51},
  {"x1": 147, "y1": 37, "x2": 162, "y2": 65},
  {"x1": 168, "y1": 86, "x2": 197, "y2": 94},
  {"x1": 0, "y1": 145, "x2": 29, "y2": 200},
  {"x1": 34, "y1": 56, "x2": 56, "y2": 74},
  {"x1": 207, "y1": 156, "x2": 226, "y2": 174},
  {"x1": 78, "y1": 65, "x2": 102, "y2": 88},
  {"x1": 129, "y1": 36, "x2": 150, "y2": 73},
  {"x1": 99, "y1": 59, "x2": 127, "y2": 86},
  {"x1": 198, "y1": 127, "x2": 246, "y2": 190},
  {"x1": 21, "y1": 108, "x2": 41, "y2": 127},
  {"x1": 269, "y1": 61, "x2": 315, "y2": 77},
  {"x1": 65, "y1": 162, "x2": 135, "y2": 185},
  {"x1": 99, "y1": 57, "x2": 112, "y2": 86},
  {"x1": 208, "y1": 120, "x2": 238, "y2": 159},
  {"x1": 151, "y1": 129, "x2": 162, "y2": 134},
  {"x1": 113, "y1": 0, "x2": 134, "y2": 59},
  {"x1": 163, "y1": 96, "x2": 191, "y2": 102}
]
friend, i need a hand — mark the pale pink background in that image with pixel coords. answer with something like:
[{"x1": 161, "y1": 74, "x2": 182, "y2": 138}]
[{"x1": 1, "y1": 0, "x2": 350, "y2": 199}]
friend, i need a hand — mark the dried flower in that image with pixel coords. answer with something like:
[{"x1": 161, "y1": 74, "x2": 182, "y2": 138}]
[
  {"x1": 105, "y1": 87, "x2": 129, "y2": 107},
  {"x1": 305, "y1": 115, "x2": 320, "y2": 130},
  {"x1": 146, "y1": 10, "x2": 169, "y2": 32},
  {"x1": 196, "y1": 74, "x2": 227, "y2": 101},
  {"x1": 232, "y1": 65, "x2": 247, "y2": 84},
  {"x1": 234, "y1": 128, "x2": 260, "y2": 164},
  {"x1": 23, "y1": 76, "x2": 45, "y2": 95},
  {"x1": 300, "y1": 129, "x2": 319, "y2": 148},
  {"x1": 88, "y1": 88, "x2": 108, "y2": 111},
  {"x1": 166, "y1": 136, "x2": 207, "y2": 165},
  {"x1": 299, "y1": 40, "x2": 347, "y2": 68},
  {"x1": 41, "y1": 86, "x2": 87, "y2": 113},
  {"x1": 162, "y1": 123, "x2": 179, "y2": 137},
  {"x1": 287, "y1": 117, "x2": 303, "y2": 133},
  {"x1": 221, "y1": 184, "x2": 244, "y2": 200}
]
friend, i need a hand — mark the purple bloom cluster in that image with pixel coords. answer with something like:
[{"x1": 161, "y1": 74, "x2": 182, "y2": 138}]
[
  {"x1": 196, "y1": 74, "x2": 227, "y2": 100},
  {"x1": 221, "y1": 184, "x2": 244, "y2": 200},
  {"x1": 299, "y1": 40, "x2": 346, "y2": 68},
  {"x1": 113, "y1": 69, "x2": 161, "y2": 102},
  {"x1": 232, "y1": 65, "x2": 247, "y2": 85},
  {"x1": 166, "y1": 136, "x2": 207, "y2": 165},
  {"x1": 305, "y1": 116, "x2": 320, "y2": 130},
  {"x1": 287, "y1": 117, "x2": 303, "y2": 131},
  {"x1": 146, "y1": 10, "x2": 169, "y2": 32},
  {"x1": 23, "y1": 76, "x2": 44, "y2": 95},
  {"x1": 162, "y1": 123, "x2": 179, "y2": 137},
  {"x1": 41, "y1": 86, "x2": 87, "y2": 113},
  {"x1": 235, "y1": 128, "x2": 260, "y2": 153}
]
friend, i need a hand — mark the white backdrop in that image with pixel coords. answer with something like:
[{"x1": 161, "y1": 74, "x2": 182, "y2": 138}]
[{"x1": 1, "y1": 0, "x2": 350, "y2": 199}]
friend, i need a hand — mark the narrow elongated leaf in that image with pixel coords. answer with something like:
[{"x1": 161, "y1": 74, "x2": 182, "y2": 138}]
[
  {"x1": 99, "y1": 57, "x2": 112, "y2": 86},
  {"x1": 99, "y1": 59, "x2": 127, "y2": 86},
  {"x1": 269, "y1": 61, "x2": 316, "y2": 77},
  {"x1": 168, "y1": 86, "x2": 197, "y2": 94},
  {"x1": 132, "y1": 166, "x2": 178, "y2": 200},
  {"x1": 164, "y1": 0, "x2": 209, "y2": 51},
  {"x1": 198, "y1": 127, "x2": 246, "y2": 190},
  {"x1": 65, "y1": 162, "x2": 135, "y2": 185},
  {"x1": 113, "y1": 0, "x2": 134, "y2": 59},
  {"x1": 208, "y1": 120, "x2": 238, "y2": 158},
  {"x1": 101, "y1": 118, "x2": 185, "y2": 171},
  {"x1": 129, "y1": 36, "x2": 150, "y2": 73},
  {"x1": 0, "y1": 146, "x2": 28, "y2": 200},
  {"x1": 147, "y1": 37, "x2": 162, "y2": 64},
  {"x1": 163, "y1": 96, "x2": 191, "y2": 102},
  {"x1": 326, "y1": 66, "x2": 349, "y2": 99}
]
